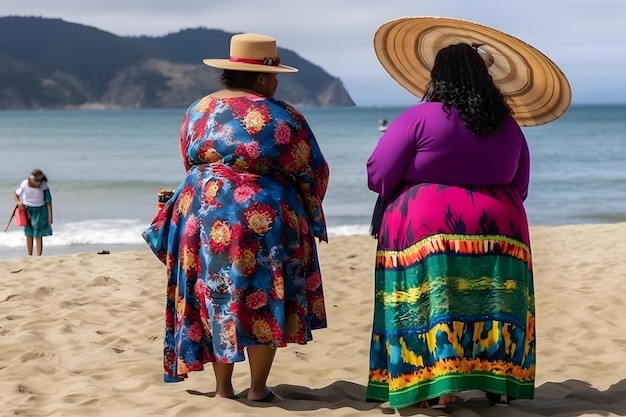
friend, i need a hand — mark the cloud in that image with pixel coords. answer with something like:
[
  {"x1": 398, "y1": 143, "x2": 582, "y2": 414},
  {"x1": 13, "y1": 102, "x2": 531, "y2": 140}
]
[{"x1": 2, "y1": 0, "x2": 625, "y2": 105}]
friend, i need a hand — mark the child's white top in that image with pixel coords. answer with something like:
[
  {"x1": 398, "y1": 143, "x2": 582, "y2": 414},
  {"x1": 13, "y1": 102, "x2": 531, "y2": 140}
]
[{"x1": 16, "y1": 179, "x2": 49, "y2": 207}]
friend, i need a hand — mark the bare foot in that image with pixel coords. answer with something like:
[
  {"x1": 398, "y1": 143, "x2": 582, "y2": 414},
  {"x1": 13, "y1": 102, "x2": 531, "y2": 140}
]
[
  {"x1": 214, "y1": 390, "x2": 237, "y2": 399},
  {"x1": 248, "y1": 390, "x2": 286, "y2": 403}
]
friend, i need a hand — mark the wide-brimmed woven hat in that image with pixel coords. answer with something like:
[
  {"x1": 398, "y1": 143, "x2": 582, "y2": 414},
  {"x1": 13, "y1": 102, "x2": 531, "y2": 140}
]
[
  {"x1": 373, "y1": 16, "x2": 572, "y2": 126},
  {"x1": 203, "y1": 33, "x2": 298, "y2": 73}
]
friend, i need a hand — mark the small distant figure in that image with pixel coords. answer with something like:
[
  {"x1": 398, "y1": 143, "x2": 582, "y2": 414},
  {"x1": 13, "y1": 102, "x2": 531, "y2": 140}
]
[
  {"x1": 13, "y1": 169, "x2": 53, "y2": 256},
  {"x1": 378, "y1": 118, "x2": 388, "y2": 132}
]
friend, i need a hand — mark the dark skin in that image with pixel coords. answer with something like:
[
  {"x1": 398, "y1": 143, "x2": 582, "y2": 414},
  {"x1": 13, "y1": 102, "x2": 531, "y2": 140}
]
[{"x1": 211, "y1": 72, "x2": 278, "y2": 99}]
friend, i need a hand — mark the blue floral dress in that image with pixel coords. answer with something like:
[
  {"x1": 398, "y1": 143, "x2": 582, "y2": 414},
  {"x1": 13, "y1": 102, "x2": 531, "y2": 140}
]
[{"x1": 142, "y1": 94, "x2": 329, "y2": 382}]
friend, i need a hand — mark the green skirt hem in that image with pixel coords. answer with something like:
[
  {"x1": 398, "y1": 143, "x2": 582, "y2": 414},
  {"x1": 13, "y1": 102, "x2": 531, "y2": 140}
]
[{"x1": 366, "y1": 373, "x2": 534, "y2": 409}]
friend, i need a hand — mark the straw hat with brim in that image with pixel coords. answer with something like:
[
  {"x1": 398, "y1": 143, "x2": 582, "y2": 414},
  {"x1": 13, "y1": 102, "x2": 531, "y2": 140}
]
[
  {"x1": 203, "y1": 33, "x2": 298, "y2": 73},
  {"x1": 374, "y1": 16, "x2": 572, "y2": 126}
]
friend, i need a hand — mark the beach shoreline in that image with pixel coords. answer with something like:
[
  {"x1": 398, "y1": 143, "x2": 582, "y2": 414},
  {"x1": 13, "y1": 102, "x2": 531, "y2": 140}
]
[{"x1": 0, "y1": 242, "x2": 148, "y2": 260}]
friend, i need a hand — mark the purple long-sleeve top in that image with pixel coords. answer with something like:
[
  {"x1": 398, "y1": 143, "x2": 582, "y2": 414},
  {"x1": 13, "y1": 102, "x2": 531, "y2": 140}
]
[{"x1": 367, "y1": 102, "x2": 530, "y2": 201}]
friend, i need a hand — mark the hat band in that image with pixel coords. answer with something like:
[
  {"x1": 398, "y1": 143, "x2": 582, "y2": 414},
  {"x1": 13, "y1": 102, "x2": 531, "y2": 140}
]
[{"x1": 229, "y1": 56, "x2": 281, "y2": 66}]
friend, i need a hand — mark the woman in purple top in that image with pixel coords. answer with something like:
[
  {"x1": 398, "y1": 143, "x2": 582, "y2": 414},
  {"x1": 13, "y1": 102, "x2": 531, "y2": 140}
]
[{"x1": 365, "y1": 44, "x2": 535, "y2": 408}]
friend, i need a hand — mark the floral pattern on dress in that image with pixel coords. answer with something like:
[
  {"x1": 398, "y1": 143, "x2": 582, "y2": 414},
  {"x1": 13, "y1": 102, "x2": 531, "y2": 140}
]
[{"x1": 143, "y1": 94, "x2": 329, "y2": 382}]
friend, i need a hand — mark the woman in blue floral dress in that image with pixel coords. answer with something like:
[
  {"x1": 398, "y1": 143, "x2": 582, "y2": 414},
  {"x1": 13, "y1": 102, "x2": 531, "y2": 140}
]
[{"x1": 142, "y1": 34, "x2": 329, "y2": 403}]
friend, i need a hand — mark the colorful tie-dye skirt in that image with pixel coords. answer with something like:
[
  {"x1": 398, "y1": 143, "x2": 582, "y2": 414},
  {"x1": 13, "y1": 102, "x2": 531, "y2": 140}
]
[{"x1": 366, "y1": 183, "x2": 535, "y2": 408}]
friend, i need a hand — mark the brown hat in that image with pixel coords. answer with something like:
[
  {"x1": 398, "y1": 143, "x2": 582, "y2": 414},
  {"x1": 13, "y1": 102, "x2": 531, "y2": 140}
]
[
  {"x1": 203, "y1": 33, "x2": 298, "y2": 73},
  {"x1": 373, "y1": 16, "x2": 572, "y2": 126}
]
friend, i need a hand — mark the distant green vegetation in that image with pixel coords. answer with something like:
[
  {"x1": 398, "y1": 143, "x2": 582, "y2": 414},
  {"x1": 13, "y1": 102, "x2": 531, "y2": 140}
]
[{"x1": 0, "y1": 16, "x2": 355, "y2": 110}]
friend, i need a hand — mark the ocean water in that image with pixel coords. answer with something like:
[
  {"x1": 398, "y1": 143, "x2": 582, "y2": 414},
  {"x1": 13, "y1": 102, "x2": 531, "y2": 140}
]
[{"x1": 1, "y1": 104, "x2": 626, "y2": 258}]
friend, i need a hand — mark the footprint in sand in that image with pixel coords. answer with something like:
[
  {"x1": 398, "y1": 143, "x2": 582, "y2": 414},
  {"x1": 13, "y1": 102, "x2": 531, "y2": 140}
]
[{"x1": 89, "y1": 276, "x2": 121, "y2": 286}]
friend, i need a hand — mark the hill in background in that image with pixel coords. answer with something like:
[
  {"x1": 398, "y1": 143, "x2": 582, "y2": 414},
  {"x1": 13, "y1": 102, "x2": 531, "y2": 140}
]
[{"x1": 0, "y1": 16, "x2": 355, "y2": 110}]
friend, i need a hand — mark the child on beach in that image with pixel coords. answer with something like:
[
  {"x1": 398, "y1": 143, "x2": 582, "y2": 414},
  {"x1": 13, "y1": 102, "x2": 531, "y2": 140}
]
[{"x1": 13, "y1": 169, "x2": 53, "y2": 256}]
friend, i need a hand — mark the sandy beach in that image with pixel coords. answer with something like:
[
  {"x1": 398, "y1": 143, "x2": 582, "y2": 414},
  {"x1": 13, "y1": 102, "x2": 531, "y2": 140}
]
[{"x1": 2, "y1": 224, "x2": 626, "y2": 417}]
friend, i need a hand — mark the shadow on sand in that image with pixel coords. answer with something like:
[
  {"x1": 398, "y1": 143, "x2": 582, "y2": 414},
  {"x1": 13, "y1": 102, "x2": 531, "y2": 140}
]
[{"x1": 187, "y1": 378, "x2": 626, "y2": 416}]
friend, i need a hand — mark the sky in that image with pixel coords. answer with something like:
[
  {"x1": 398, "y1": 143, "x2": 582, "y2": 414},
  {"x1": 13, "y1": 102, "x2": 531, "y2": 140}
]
[{"x1": 3, "y1": 0, "x2": 625, "y2": 106}]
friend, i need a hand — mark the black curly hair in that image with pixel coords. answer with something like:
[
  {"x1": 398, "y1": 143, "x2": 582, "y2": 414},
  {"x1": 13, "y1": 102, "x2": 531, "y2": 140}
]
[
  {"x1": 219, "y1": 70, "x2": 262, "y2": 89},
  {"x1": 422, "y1": 43, "x2": 512, "y2": 135}
]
